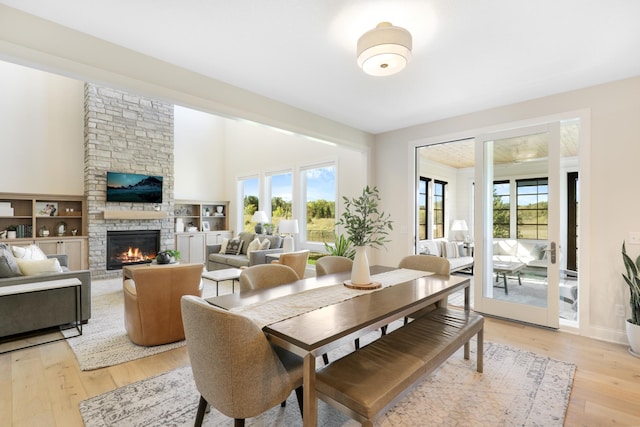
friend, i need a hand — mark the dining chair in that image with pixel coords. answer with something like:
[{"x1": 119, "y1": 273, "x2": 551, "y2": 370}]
[
  {"x1": 238, "y1": 264, "x2": 299, "y2": 291},
  {"x1": 181, "y1": 295, "x2": 303, "y2": 427},
  {"x1": 271, "y1": 250, "x2": 310, "y2": 279},
  {"x1": 315, "y1": 255, "x2": 353, "y2": 277},
  {"x1": 399, "y1": 255, "x2": 451, "y2": 323}
]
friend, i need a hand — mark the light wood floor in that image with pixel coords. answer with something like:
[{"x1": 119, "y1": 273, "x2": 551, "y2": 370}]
[{"x1": 2, "y1": 314, "x2": 640, "y2": 426}]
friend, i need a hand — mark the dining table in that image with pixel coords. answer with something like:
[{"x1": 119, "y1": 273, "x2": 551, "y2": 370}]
[{"x1": 206, "y1": 264, "x2": 471, "y2": 426}]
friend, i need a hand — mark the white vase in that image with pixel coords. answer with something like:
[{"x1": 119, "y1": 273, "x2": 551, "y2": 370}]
[
  {"x1": 6, "y1": 230, "x2": 16, "y2": 239},
  {"x1": 351, "y1": 246, "x2": 371, "y2": 285},
  {"x1": 626, "y1": 319, "x2": 640, "y2": 357}
]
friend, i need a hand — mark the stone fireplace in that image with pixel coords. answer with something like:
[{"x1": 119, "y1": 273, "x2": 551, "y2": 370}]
[
  {"x1": 84, "y1": 83, "x2": 175, "y2": 279},
  {"x1": 106, "y1": 230, "x2": 160, "y2": 270}
]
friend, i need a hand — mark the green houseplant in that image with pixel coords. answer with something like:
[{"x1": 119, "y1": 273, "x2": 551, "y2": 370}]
[
  {"x1": 621, "y1": 242, "x2": 640, "y2": 356},
  {"x1": 156, "y1": 249, "x2": 181, "y2": 264},
  {"x1": 336, "y1": 186, "x2": 393, "y2": 286},
  {"x1": 324, "y1": 233, "x2": 356, "y2": 260}
]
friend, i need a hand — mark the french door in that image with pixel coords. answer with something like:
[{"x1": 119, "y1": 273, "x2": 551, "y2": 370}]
[{"x1": 474, "y1": 123, "x2": 561, "y2": 328}]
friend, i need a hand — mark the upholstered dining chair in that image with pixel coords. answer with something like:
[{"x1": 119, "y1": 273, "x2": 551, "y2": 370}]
[
  {"x1": 399, "y1": 254, "x2": 451, "y2": 322},
  {"x1": 270, "y1": 250, "x2": 310, "y2": 279},
  {"x1": 238, "y1": 264, "x2": 299, "y2": 292},
  {"x1": 123, "y1": 263, "x2": 203, "y2": 346},
  {"x1": 315, "y1": 255, "x2": 353, "y2": 277},
  {"x1": 181, "y1": 295, "x2": 303, "y2": 427}
]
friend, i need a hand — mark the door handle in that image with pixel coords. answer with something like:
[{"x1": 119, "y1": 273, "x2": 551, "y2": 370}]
[{"x1": 549, "y1": 241, "x2": 556, "y2": 264}]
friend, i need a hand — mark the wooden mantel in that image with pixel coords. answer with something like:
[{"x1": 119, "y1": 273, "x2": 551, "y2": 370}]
[{"x1": 102, "y1": 210, "x2": 168, "y2": 220}]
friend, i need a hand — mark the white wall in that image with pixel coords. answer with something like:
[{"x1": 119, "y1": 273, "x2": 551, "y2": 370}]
[
  {"x1": 0, "y1": 61, "x2": 84, "y2": 194},
  {"x1": 376, "y1": 75, "x2": 640, "y2": 344}
]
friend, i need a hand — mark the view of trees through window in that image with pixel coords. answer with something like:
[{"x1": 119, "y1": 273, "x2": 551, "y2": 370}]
[
  {"x1": 493, "y1": 180, "x2": 510, "y2": 238},
  {"x1": 242, "y1": 177, "x2": 259, "y2": 232},
  {"x1": 304, "y1": 165, "x2": 336, "y2": 243},
  {"x1": 517, "y1": 178, "x2": 548, "y2": 239},
  {"x1": 433, "y1": 180, "x2": 446, "y2": 238},
  {"x1": 269, "y1": 172, "x2": 292, "y2": 231}
]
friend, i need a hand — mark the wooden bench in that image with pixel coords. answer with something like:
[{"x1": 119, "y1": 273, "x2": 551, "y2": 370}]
[{"x1": 315, "y1": 307, "x2": 484, "y2": 426}]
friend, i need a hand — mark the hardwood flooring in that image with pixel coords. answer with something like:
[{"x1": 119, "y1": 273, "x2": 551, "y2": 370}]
[{"x1": 2, "y1": 315, "x2": 640, "y2": 426}]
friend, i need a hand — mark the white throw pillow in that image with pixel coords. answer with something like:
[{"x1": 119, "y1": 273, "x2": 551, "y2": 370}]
[
  {"x1": 12, "y1": 244, "x2": 48, "y2": 260},
  {"x1": 259, "y1": 239, "x2": 271, "y2": 250},
  {"x1": 219, "y1": 238, "x2": 229, "y2": 254},
  {"x1": 246, "y1": 238, "x2": 261, "y2": 257},
  {"x1": 442, "y1": 241, "x2": 460, "y2": 259},
  {"x1": 15, "y1": 258, "x2": 62, "y2": 275}
]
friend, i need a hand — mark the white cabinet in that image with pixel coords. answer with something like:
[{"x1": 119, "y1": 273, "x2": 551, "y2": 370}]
[
  {"x1": 37, "y1": 238, "x2": 88, "y2": 270},
  {"x1": 176, "y1": 232, "x2": 206, "y2": 264},
  {"x1": 205, "y1": 230, "x2": 233, "y2": 245}
]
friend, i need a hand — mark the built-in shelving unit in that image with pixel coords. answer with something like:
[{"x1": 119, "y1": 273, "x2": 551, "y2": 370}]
[{"x1": 174, "y1": 200, "x2": 232, "y2": 264}]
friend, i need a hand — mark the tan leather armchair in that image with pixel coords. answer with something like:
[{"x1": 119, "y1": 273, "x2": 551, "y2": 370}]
[
  {"x1": 271, "y1": 250, "x2": 310, "y2": 279},
  {"x1": 124, "y1": 263, "x2": 204, "y2": 346}
]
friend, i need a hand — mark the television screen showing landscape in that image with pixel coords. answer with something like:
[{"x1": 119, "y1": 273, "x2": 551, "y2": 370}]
[{"x1": 106, "y1": 172, "x2": 163, "y2": 203}]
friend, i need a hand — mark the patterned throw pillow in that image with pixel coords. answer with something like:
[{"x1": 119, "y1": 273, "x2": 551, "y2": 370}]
[
  {"x1": 225, "y1": 239, "x2": 243, "y2": 255},
  {"x1": 442, "y1": 241, "x2": 460, "y2": 259}
]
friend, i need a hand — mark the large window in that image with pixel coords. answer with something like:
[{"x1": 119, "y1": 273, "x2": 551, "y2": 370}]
[
  {"x1": 432, "y1": 180, "x2": 446, "y2": 238},
  {"x1": 493, "y1": 180, "x2": 510, "y2": 238},
  {"x1": 302, "y1": 164, "x2": 336, "y2": 243},
  {"x1": 516, "y1": 178, "x2": 548, "y2": 239},
  {"x1": 240, "y1": 176, "x2": 260, "y2": 233},
  {"x1": 267, "y1": 171, "x2": 293, "y2": 231},
  {"x1": 418, "y1": 177, "x2": 428, "y2": 240}
]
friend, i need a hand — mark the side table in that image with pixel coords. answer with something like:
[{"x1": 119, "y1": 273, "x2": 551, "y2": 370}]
[{"x1": 202, "y1": 268, "x2": 242, "y2": 296}]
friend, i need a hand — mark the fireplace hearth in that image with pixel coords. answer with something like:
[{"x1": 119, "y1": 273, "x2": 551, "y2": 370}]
[{"x1": 106, "y1": 230, "x2": 160, "y2": 270}]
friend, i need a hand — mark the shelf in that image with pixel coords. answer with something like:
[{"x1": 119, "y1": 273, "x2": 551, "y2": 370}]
[{"x1": 103, "y1": 210, "x2": 168, "y2": 220}]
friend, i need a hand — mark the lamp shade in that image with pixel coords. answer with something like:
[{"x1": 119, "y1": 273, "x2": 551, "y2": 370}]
[
  {"x1": 279, "y1": 219, "x2": 299, "y2": 234},
  {"x1": 357, "y1": 22, "x2": 412, "y2": 77},
  {"x1": 251, "y1": 211, "x2": 268, "y2": 224},
  {"x1": 450, "y1": 220, "x2": 468, "y2": 231}
]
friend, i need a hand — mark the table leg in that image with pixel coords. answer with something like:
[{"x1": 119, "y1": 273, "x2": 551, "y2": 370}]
[
  {"x1": 502, "y1": 273, "x2": 508, "y2": 295},
  {"x1": 517, "y1": 271, "x2": 522, "y2": 286},
  {"x1": 302, "y1": 353, "x2": 317, "y2": 426}
]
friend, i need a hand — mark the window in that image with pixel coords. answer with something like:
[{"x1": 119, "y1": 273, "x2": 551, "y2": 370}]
[
  {"x1": 516, "y1": 178, "x2": 548, "y2": 239},
  {"x1": 493, "y1": 180, "x2": 510, "y2": 238},
  {"x1": 302, "y1": 164, "x2": 336, "y2": 243},
  {"x1": 418, "y1": 177, "x2": 428, "y2": 240},
  {"x1": 240, "y1": 176, "x2": 260, "y2": 233},
  {"x1": 267, "y1": 171, "x2": 293, "y2": 231},
  {"x1": 433, "y1": 180, "x2": 446, "y2": 238}
]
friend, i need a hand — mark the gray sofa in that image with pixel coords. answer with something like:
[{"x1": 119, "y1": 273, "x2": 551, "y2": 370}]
[
  {"x1": 0, "y1": 254, "x2": 92, "y2": 338},
  {"x1": 206, "y1": 232, "x2": 284, "y2": 271}
]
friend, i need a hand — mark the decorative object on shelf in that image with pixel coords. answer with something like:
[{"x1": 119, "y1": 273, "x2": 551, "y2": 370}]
[
  {"x1": 71, "y1": 229, "x2": 78, "y2": 236},
  {"x1": 251, "y1": 210, "x2": 268, "y2": 234},
  {"x1": 6, "y1": 225, "x2": 17, "y2": 239},
  {"x1": 202, "y1": 222, "x2": 210, "y2": 232},
  {"x1": 279, "y1": 219, "x2": 299, "y2": 253},
  {"x1": 450, "y1": 219, "x2": 469, "y2": 243},
  {"x1": 38, "y1": 225, "x2": 50, "y2": 237},
  {"x1": 337, "y1": 186, "x2": 393, "y2": 288},
  {"x1": 55, "y1": 221, "x2": 67, "y2": 236},
  {"x1": 621, "y1": 241, "x2": 640, "y2": 357},
  {"x1": 156, "y1": 249, "x2": 180, "y2": 265},
  {"x1": 216, "y1": 205, "x2": 223, "y2": 215},
  {"x1": 175, "y1": 218, "x2": 184, "y2": 233},
  {"x1": 36, "y1": 202, "x2": 58, "y2": 217},
  {"x1": 357, "y1": 22, "x2": 412, "y2": 77},
  {"x1": 204, "y1": 208, "x2": 210, "y2": 216}
]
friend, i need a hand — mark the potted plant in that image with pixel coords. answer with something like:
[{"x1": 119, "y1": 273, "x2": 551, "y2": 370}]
[
  {"x1": 621, "y1": 242, "x2": 640, "y2": 356},
  {"x1": 156, "y1": 249, "x2": 181, "y2": 264},
  {"x1": 324, "y1": 233, "x2": 356, "y2": 260},
  {"x1": 336, "y1": 186, "x2": 393, "y2": 287}
]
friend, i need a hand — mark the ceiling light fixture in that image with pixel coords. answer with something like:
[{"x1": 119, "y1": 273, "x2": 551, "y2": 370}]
[{"x1": 357, "y1": 22, "x2": 412, "y2": 77}]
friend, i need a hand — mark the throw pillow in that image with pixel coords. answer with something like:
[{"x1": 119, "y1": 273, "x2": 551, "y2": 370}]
[
  {"x1": 15, "y1": 258, "x2": 62, "y2": 275},
  {"x1": 246, "y1": 237, "x2": 261, "y2": 257},
  {"x1": 442, "y1": 241, "x2": 460, "y2": 259},
  {"x1": 0, "y1": 243, "x2": 22, "y2": 277},
  {"x1": 219, "y1": 238, "x2": 229, "y2": 254},
  {"x1": 225, "y1": 239, "x2": 243, "y2": 255},
  {"x1": 12, "y1": 244, "x2": 48, "y2": 260},
  {"x1": 259, "y1": 239, "x2": 271, "y2": 250}
]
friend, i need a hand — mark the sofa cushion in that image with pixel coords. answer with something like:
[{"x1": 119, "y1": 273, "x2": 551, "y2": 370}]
[
  {"x1": 442, "y1": 241, "x2": 459, "y2": 258},
  {"x1": 15, "y1": 258, "x2": 63, "y2": 275},
  {"x1": 420, "y1": 240, "x2": 442, "y2": 257},
  {"x1": 219, "y1": 238, "x2": 229, "y2": 254},
  {"x1": 237, "y1": 232, "x2": 256, "y2": 255},
  {"x1": 0, "y1": 243, "x2": 22, "y2": 278},
  {"x1": 12, "y1": 244, "x2": 48, "y2": 260},
  {"x1": 246, "y1": 237, "x2": 261, "y2": 257},
  {"x1": 262, "y1": 234, "x2": 282, "y2": 249},
  {"x1": 225, "y1": 239, "x2": 243, "y2": 255}
]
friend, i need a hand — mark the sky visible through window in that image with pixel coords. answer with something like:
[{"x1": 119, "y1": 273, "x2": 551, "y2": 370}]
[{"x1": 305, "y1": 166, "x2": 335, "y2": 201}]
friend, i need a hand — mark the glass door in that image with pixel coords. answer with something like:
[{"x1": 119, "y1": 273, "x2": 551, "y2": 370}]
[{"x1": 474, "y1": 123, "x2": 561, "y2": 328}]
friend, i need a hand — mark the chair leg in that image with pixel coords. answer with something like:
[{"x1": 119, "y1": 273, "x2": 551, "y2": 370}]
[
  {"x1": 294, "y1": 386, "x2": 304, "y2": 417},
  {"x1": 195, "y1": 395, "x2": 208, "y2": 427},
  {"x1": 322, "y1": 353, "x2": 330, "y2": 365},
  {"x1": 381, "y1": 325, "x2": 388, "y2": 335},
  {"x1": 234, "y1": 419, "x2": 245, "y2": 427},
  {"x1": 355, "y1": 338, "x2": 360, "y2": 350}
]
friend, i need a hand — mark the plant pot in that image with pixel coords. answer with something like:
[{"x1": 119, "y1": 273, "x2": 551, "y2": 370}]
[
  {"x1": 6, "y1": 231, "x2": 16, "y2": 239},
  {"x1": 351, "y1": 246, "x2": 371, "y2": 285},
  {"x1": 626, "y1": 319, "x2": 640, "y2": 357}
]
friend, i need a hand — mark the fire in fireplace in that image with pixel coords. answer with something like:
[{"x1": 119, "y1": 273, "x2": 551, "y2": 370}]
[{"x1": 106, "y1": 230, "x2": 160, "y2": 270}]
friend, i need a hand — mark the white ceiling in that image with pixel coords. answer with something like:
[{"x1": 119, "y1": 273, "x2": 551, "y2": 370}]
[{"x1": 3, "y1": 0, "x2": 640, "y2": 134}]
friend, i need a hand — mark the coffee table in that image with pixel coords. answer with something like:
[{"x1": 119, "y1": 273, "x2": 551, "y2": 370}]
[
  {"x1": 202, "y1": 268, "x2": 242, "y2": 295},
  {"x1": 493, "y1": 261, "x2": 525, "y2": 295}
]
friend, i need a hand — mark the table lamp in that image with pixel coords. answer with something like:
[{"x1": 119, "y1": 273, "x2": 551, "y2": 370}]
[
  {"x1": 252, "y1": 211, "x2": 268, "y2": 234},
  {"x1": 450, "y1": 219, "x2": 469, "y2": 242},
  {"x1": 279, "y1": 219, "x2": 299, "y2": 253}
]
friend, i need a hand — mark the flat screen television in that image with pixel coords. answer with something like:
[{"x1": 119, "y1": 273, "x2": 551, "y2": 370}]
[{"x1": 106, "y1": 172, "x2": 163, "y2": 203}]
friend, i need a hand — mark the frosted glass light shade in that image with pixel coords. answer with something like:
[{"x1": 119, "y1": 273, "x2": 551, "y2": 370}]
[
  {"x1": 279, "y1": 219, "x2": 299, "y2": 234},
  {"x1": 357, "y1": 22, "x2": 412, "y2": 77}
]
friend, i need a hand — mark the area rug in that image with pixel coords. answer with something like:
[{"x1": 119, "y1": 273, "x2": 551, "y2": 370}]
[
  {"x1": 63, "y1": 278, "x2": 220, "y2": 371},
  {"x1": 79, "y1": 341, "x2": 576, "y2": 426}
]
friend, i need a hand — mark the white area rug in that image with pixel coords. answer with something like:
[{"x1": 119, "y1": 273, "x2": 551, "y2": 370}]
[
  {"x1": 80, "y1": 341, "x2": 575, "y2": 426},
  {"x1": 64, "y1": 278, "x2": 219, "y2": 371}
]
